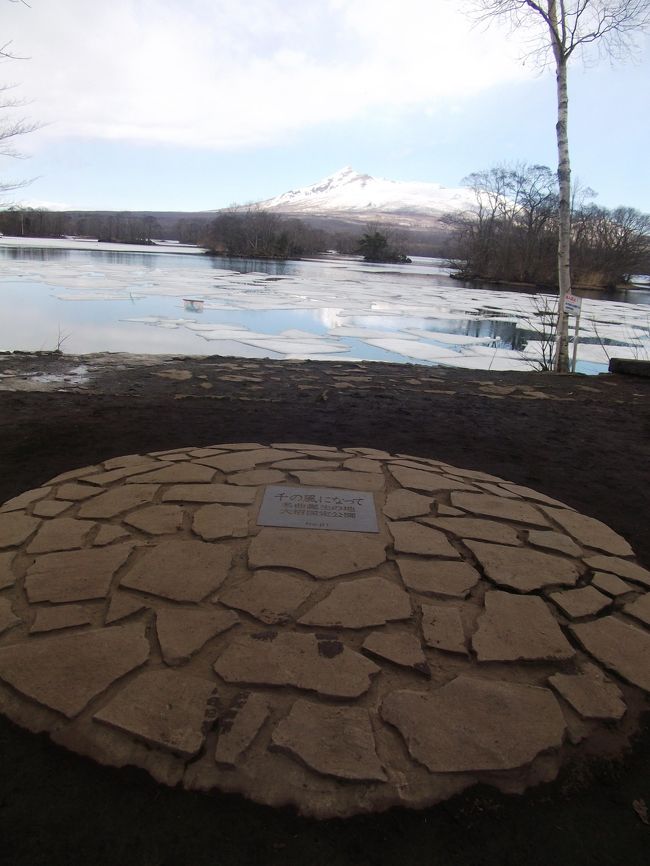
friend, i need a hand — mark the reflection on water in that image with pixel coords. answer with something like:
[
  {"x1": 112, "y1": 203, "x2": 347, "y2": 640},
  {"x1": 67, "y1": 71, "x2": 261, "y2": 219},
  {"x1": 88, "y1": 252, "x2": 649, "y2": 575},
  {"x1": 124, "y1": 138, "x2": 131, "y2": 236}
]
[
  {"x1": 209, "y1": 256, "x2": 295, "y2": 277},
  {"x1": 1, "y1": 246, "x2": 73, "y2": 262},
  {"x1": 0, "y1": 241, "x2": 648, "y2": 373}
]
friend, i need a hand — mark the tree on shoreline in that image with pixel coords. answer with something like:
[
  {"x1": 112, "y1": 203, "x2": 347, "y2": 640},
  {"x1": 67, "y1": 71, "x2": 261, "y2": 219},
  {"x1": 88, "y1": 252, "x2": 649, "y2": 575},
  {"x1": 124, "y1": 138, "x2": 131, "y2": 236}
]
[
  {"x1": 201, "y1": 209, "x2": 328, "y2": 259},
  {"x1": 447, "y1": 161, "x2": 650, "y2": 288},
  {"x1": 468, "y1": 1, "x2": 650, "y2": 371}
]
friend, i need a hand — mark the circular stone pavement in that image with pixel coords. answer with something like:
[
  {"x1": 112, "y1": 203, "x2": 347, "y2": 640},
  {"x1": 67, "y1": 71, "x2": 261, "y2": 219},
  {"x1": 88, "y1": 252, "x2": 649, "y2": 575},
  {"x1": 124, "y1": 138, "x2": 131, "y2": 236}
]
[{"x1": 0, "y1": 443, "x2": 649, "y2": 818}]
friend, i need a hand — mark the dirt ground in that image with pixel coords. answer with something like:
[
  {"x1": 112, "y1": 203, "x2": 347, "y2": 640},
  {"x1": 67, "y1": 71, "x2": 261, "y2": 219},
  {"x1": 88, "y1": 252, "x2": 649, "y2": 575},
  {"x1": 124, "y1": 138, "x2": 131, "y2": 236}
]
[{"x1": 0, "y1": 351, "x2": 649, "y2": 866}]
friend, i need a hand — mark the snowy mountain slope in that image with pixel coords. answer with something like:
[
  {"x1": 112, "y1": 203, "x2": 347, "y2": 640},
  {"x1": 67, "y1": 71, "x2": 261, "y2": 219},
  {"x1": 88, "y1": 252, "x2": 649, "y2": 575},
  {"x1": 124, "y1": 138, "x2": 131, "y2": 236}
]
[{"x1": 253, "y1": 167, "x2": 476, "y2": 227}]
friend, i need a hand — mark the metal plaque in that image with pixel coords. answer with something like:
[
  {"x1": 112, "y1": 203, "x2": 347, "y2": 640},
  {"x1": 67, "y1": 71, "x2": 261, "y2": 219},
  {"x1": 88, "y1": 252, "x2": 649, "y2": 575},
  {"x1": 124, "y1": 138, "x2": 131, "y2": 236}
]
[{"x1": 257, "y1": 485, "x2": 379, "y2": 533}]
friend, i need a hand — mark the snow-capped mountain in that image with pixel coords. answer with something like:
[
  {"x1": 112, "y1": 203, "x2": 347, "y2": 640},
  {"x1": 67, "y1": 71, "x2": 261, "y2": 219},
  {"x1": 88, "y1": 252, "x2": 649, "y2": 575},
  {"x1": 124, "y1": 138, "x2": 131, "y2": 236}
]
[{"x1": 254, "y1": 167, "x2": 475, "y2": 227}]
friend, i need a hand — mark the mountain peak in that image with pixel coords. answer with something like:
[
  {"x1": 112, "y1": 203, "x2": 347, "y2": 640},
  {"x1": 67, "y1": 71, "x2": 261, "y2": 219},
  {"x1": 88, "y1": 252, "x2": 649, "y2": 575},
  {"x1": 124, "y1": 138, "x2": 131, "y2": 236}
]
[{"x1": 252, "y1": 168, "x2": 476, "y2": 228}]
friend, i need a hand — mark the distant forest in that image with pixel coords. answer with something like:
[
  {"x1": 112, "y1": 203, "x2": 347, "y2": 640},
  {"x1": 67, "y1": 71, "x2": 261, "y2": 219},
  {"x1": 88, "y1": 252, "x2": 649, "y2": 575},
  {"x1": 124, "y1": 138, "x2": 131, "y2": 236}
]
[
  {"x1": 0, "y1": 206, "x2": 456, "y2": 259},
  {"x1": 2, "y1": 177, "x2": 647, "y2": 283}
]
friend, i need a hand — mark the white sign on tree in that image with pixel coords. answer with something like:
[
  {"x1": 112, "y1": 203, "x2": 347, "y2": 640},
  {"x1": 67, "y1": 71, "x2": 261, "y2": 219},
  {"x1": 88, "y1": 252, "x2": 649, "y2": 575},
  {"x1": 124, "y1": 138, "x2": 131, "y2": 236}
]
[{"x1": 564, "y1": 293, "x2": 582, "y2": 315}]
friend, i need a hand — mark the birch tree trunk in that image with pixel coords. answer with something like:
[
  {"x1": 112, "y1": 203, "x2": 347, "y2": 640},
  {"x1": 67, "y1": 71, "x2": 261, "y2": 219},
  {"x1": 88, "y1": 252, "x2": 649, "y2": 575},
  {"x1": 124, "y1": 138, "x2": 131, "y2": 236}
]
[
  {"x1": 547, "y1": 0, "x2": 571, "y2": 372},
  {"x1": 471, "y1": 1, "x2": 650, "y2": 371}
]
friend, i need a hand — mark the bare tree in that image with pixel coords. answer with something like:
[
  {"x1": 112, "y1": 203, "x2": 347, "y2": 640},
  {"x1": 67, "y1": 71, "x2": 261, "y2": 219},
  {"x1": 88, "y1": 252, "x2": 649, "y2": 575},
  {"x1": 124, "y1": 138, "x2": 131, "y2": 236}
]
[
  {"x1": 469, "y1": 1, "x2": 650, "y2": 371},
  {"x1": 1, "y1": 0, "x2": 39, "y2": 202}
]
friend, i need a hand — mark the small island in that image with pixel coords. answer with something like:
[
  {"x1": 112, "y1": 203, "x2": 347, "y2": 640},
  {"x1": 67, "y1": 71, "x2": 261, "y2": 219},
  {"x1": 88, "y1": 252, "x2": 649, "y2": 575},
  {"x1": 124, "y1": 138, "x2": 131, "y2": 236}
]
[{"x1": 358, "y1": 230, "x2": 412, "y2": 263}]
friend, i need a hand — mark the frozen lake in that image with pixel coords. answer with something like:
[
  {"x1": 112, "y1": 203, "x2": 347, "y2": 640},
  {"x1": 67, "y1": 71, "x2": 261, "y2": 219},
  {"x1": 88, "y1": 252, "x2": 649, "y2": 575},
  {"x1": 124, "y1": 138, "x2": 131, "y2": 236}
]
[{"x1": 1, "y1": 237, "x2": 649, "y2": 374}]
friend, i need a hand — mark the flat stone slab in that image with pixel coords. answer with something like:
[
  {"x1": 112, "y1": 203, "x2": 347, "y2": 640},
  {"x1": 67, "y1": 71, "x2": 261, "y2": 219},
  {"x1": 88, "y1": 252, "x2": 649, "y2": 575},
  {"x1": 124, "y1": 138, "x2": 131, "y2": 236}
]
[
  {"x1": 623, "y1": 593, "x2": 650, "y2": 627},
  {"x1": 0, "y1": 552, "x2": 16, "y2": 591},
  {"x1": 421, "y1": 516, "x2": 521, "y2": 546},
  {"x1": 549, "y1": 586, "x2": 611, "y2": 619},
  {"x1": 583, "y1": 555, "x2": 650, "y2": 589},
  {"x1": 215, "y1": 692, "x2": 270, "y2": 767},
  {"x1": 298, "y1": 577, "x2": 412, "y2": 628},
  {"x1": 84, "y1": 461, "x2": 167, "y2": 486},
  {"x1": 248, "y1": 528, "x2": 386, "y2": 579},
  {"x1": 591, "y1": 572, "x2": 634, "y2": 597},
  {"x1": 496, "y1": 483, "x2": 571, "y2": 509},
  {"x1": 213, "y1": 632, "x2": 380, "y2": 699},
  {"x1": 388, "y1": 465, "x2": 474, "y2": 494},
  {"x1": 540, "y1": 507, "x2": 633, "y2": 556},
  {"x1": 227, "y1": 469, "x2": 286, "y2": 486},
  {"x1": 105, "y1": 593, "x2": 148, "y2": 624},
  {"x1": 526, "y1": 530, "x2": 582, "y2": 557},
  {"x1": 219, "y1": 572, "x2": 313, "y2": 624},
  {"x1": 388, "y1": 521, "x2": 460, "y2": 557},
  {"x1": 421, "y1": 604, "x2": 467, "y2": 654},
  {"x1": 291, "y1": 470, "x2": 384, "y2": 492},
  {"x1": 94, "y1": 669, "x2": 218, "y2": 758},
  {"x1": 397, "y1": 559, "x2": 481, "y2": 598},
  {"x1": 0, "y1": 511, "x2": 41, "y2": 549},
  {"x1": 192, "y1": 504, "x2": 249, "y2": 540},
  {"x1": 473, "y1": 591, "x2": 575, "y2": 662},
  {"x1": 156, "y1": 608, "x2": 239, "y2": 665},
  {"x1": 571, "y1": 617, "x2": 650, "y2": 692},
  {"x1": 56, "y1": 483, "x2": 102, "y2": 501},
  {"x1": 271, "y1": 459, "x2": 343, "y2": 471},
  {"x1": 0, "y1": 623, "x2": 150, "y2": 718},
  {"x1": 33, "y1": 500, "x2": 73, "y2": 518},
  {"x1": 450, "y1": 493, "x2": 549, "y2": 527},
  {"x1": 125, "y1": 463, "x2": 216, "y2": 484},
  {"x1": 120, "y1": 540, "x2": 232, "y2": 602},
  {"x1": 271, "y1": 699, "x2": 387, "y2": 782},
  {"x1": 361, "y1": 631, "x2": 429, "y2": 675},
  {"x1": 94, "y1": 525, "x2": 131, "y2": 546},
  {"x1": 381, "y1": 676, "x2": 566, "y2": 773},
  {"x1": 0, "y1": 442, "x2": 646, "y2": 818},
  {"x1": 382, "y1": 489, "x2": 433, "y2": 520},
  {"x1": 78, "y1": 485, "x2": 159, "y2": 518},
  {"x1": 30, "y1": 604, "x2": 94, "y2": 633},
  {"x1": 0, "y1": 597, "x2": 20, "y2": 635},
  {"x1": 124, "y1": 505, "x2": 184, "y2": 535},
  {"x1": 162, "y1": 483, "x2": 257, "y2": 504},
  {"x1": 199, "y1": 448, "x2": 302, "y2": 473},
  {"x1": 25, "y1": 545, "x2": 134, "y2": 603},
  {"x1": 465, "y1": 540, "x2": 582, "y2": 592},
  {"x1": 1, "y1": 487, "x2": 51, "y2": 512},
  {"x1": 548, "y1": 670, "x2": 626, "y2": 720},
  {"x1": 27, "y1": 517, "x2": 97, "y2": 553}
]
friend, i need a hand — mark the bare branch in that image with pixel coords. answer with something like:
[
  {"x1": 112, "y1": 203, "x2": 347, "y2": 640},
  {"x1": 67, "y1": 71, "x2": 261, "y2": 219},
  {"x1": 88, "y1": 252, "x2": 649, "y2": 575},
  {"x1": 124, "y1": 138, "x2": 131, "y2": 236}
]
[{"x1": 1, "y1": 0, "x2": 38, "y2": 200}]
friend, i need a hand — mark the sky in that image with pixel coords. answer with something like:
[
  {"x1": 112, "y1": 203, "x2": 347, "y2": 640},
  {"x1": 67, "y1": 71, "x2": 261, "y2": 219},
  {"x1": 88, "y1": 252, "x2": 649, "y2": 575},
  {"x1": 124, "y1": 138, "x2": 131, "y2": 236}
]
[{"x1": 2, "y1": 0, "x2": 649, "y2": 213}]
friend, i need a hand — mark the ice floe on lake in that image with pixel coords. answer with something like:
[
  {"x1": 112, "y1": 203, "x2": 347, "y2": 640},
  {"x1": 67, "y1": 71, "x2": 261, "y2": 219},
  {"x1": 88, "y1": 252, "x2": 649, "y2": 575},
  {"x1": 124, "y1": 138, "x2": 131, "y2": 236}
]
[{"x1": 1, "y1": 248, "x2": 649, "y2": 372}]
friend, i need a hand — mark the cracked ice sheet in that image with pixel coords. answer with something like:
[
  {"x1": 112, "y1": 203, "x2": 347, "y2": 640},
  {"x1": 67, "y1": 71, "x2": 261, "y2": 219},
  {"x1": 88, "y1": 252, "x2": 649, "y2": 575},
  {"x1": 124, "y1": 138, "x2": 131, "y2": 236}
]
[
  {"x1": 328, "y1": 327, "x2": 419, "y2": 340},
  {"x1": 195, "y1": 326, "x2": 348, "y2": 358},
  {"x1": 402, "y1": 329, "x2": 495, "y2": 345},
  {"x1": 358, "y1": 338, "x2": 464, "y2": 362},
  {"x1": 236, "y1": 337, "x2": 348, "y2": 356},
  {"x1": 438, "y1": 354, "x2": 533, "y2": 371},
  {"x1": 4, "y1": 254, "x2": 649, "y2": 368},
  {"x1": 122, "y1": 317, "x2": 196, "y2": 329},
  {"x1": 578, "y1": 323, "x2": 650, "y2": 340},
  {"x1": 191, "y1": 339, "x2": 284, "y2": 359},
  {"x1": 522, "y1": 342, "x2": 645, "y2": 365},
  {"x1": 465, "y1": 345, "x2": 528, "y2": 359},
  {"x1": 573, "y1": 343, "x2": 644, "y2": 364}
]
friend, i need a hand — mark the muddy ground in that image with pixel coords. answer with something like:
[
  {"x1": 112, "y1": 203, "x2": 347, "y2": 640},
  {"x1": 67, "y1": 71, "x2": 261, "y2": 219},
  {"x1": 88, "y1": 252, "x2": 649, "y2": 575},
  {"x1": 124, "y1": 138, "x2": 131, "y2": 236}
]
[{"x1": 0, "y1": 351, "x2": 649, "y2": 866}]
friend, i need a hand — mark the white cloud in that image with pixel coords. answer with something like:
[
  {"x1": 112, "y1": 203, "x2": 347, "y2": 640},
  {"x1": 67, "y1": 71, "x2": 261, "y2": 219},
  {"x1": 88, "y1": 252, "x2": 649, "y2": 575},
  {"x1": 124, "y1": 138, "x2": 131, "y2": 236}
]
[{"x1": 5, "y1": 0, "x2": 534, "y2": 150}]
